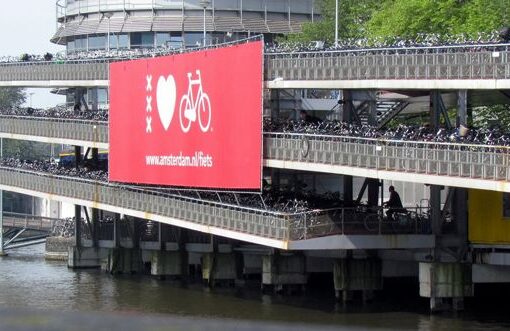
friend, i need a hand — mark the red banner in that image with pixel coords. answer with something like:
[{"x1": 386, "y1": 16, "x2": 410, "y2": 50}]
[{"x1": 109, "y1": 41, "x2": 263, "y2": 189}]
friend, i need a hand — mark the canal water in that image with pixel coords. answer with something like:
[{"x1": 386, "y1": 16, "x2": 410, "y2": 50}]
[{"x1": 1, "y1": 244, "x2": 510, "y2": 330}]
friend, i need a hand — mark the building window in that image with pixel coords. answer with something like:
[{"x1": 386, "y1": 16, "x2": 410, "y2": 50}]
[
  {"x1": 130, "y1": 32, "x2": 154, "y2": 48},
  {"x1": 74, "y1": 36, "x2": 87, "y2": 51},
  {"x1": 184, "y1": 32, "x2": 203, "y2": 48},
  {"x1": 503, "y1": 193, "x2": 510, "y2": 218},
  {"x1": 89, "y1": 35, "x2": 106, "y2": 50}
]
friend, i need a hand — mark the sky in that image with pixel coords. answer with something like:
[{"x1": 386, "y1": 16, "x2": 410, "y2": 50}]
[{"x1": 0, "y1": 0, "x2": 66, "y2": 108}]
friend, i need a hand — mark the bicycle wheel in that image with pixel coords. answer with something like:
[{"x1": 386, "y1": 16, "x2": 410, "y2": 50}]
[
  {"x1": 198, "y1": 93, "x2": 211, "y2": 132},
  {"x1": 179, "y1": 95, "x2": 192, "y2": 133},
  {"x1": 363, "y1": 213, "x2": 380, "y2": 233}
]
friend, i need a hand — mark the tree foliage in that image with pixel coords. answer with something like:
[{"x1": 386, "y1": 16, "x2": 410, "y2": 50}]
[
  {"x1": 0, "y1": 88, "x2": 50, "y2": 159},
  {"x1": 290, "y1": 0, "x2": 510, "y2": 43},
  {"x1": 287, "y1": 0, "x2": 382, "y2": 43},
  {"x1": 0, "y1": 88, "x2": 26, "y2": 109},
  {"x1": 366, "y1": 0, "x2": 510, "y2": 39}
]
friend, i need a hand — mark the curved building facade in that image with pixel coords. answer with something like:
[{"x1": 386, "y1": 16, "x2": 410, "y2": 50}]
[{"x1": 53, "y1": 0, "x2": 319, "y2": 52}]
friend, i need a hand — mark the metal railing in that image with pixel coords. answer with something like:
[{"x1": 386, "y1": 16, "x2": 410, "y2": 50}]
[
  {"x1": 0, "y1": 45, "x2": 509, "y2": 83},
  {"x1": 0, "y1": 115, "x2": 108, "y2": 145},
  {"x1": 266, "y1": 47, "x2": 510, "y2": 81},
  {"x1": 2, "y1": 212, "x2": 57, "y2": 232},
  {"x1": 0, "y1": 166, "x2": 430, "y2": 241},
  {"x1": 1, "y1": 116, "x2": 510, "y2": 184},
  {"x1": 264, "y1": 133, "x2": 510, "y2": 182}
]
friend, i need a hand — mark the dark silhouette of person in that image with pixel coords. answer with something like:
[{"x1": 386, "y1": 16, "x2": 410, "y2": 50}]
[
  {"x1": 299, "y1": 110, "x2": 321, "y2": 123},
  {"x1": 384, "y1": 185, "x2": 404, "y2": 220}
]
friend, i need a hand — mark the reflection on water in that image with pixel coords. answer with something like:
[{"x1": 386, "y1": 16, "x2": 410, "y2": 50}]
[{"x1": 1, "y1": 244, "x2": 510, "y2": 331}]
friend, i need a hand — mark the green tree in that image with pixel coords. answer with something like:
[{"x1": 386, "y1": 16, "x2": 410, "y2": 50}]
[
  {"x1": 0, "y1": 88, "x2": 26, "y2": 109},
  {"x1": 0, "y1": 87, "x2": 50, "y2": 159},
  {"x1": 365, "y1": 0, "x2": 509, "y2": 40},
  {"x1": 287, "y1": 0, "x2": 382, "y2": 43}
]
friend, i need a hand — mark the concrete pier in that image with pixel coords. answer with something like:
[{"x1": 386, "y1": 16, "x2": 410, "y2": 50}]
[
  {"x1": 262, "y1": 253, "x2": 308, "y2": 293},
  {"x1": 419, "y1": 262, "x2": 473, "y2": 311},
  {"x1": 333, "y1": 258, "x2": 382, "y2": 303},
  {"x1": 68, "y1": 246, "x2": 107, "y2": 269},
  {"x1": 102, "y1": 248, "x2": 143, "y2": 274},
  {"x1": 202, "y1": 253, "x2": 237, "y2": 287}
]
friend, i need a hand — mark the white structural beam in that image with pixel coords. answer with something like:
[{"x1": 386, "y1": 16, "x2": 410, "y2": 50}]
[
  {"x1": 0, "y1": 80, "x2": 109, "y2": 88},
  {"x1": 264, "y1": 159, "x2": 510, "y2": 193},
  {"x1": 0, "y1": 133, "x2": 108, "y2": 150},
  {"x1": 266, "y1": 79, "x2": 510, "y2": 90},
  {"x1": 289, "y1": 234, "x2": 435, "y2": 250},
  {"x1": 2, "y1": 78, "x2": 510, "y2": 90}
]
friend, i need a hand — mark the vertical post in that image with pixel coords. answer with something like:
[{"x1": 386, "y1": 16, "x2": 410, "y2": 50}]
[
  {"x1": 342, "y1": 90, "x2": 353, "y2": 204},
  {"x1": 91, "y1": 208, "x2": 99, "y2": 248},
  {"x1": 334, "y1": 0, "x2": 339, "y2": 47},
  {"x1": 457, "y1": 90, "x2": 467, "y2": 127},
  {"x1": 74, "y1": 204, "x2": 82, "y2": 248},
  {"x1": 0, "y1": 137, "x2": 4, "y2": 256},
  {"x1": 430, "y1": 90, "x2": 441, "y2": 131}
]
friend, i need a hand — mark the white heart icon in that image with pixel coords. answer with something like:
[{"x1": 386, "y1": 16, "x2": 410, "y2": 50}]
[{"x1": 156, "y1": 75, "x2": 177, "y2": 131}]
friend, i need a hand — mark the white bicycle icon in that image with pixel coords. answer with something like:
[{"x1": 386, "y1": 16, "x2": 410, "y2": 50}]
[{"x1": 179, "y1": 70, "x2": 211, "y2": 133}]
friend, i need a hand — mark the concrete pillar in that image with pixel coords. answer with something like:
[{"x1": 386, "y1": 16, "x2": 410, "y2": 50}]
[
  {"x1": 419, "y1": 262, "x2": 473, "y2": 312},
  {"x1": 74, "y1": 204, "x2": 81, "y2": 248},
  {"x1": 151, "y1": 250, "x2": 184, "y2": 278},
  {"x1": 202, "y1": 253, "x2": 237, "y2": 287},
  {"x1": 457, "y1": 90, "x2": 467, "y2": 127},
  {"x1": 342, "y1": 90, "x2": 354, "y2": 204},
  {"x1": 91, "y1": 208, "x2": 99, "y2": 248},
  {"x1": 333, "y1": 258, "x2": 382, "y2": 303},
  {"x1": 430, "y1": 185, "x2": 442, "y2": 236},
  {"x1": 367, "y1": 90, "x2": 377, "y2": 126},
  {"x1": 367, "y1": 179, "x2": 380, "y2": 208},
  {"x1": 68, "y1": 247, "x2": 106, "y2": 268},
  {"x1": 113, "y1": 213, "x2": 120, "y2": 248},
  {"x1": 454, "y1": 188, "x2": 468, "y2": 243},
  {"x1": 430, "y1": 90, "x2": 441, "y2": 131},
  {"x1": 270, "y1": 89, "x2": 280, "y2": 118},
  {"x1": 74, "y1": 146, "x2": 82, "y2": 169},
  {"x1": 89, "y1": 88, "x2": 98, "y2": 111},
  {"x1": 262, "y1": 253, "x2": 307, "y2": 293},
  {"x1": 102, "y1": 248, "x2": 143, "y2": 274}
]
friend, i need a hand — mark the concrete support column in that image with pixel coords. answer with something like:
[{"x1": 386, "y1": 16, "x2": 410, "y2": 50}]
[
  {"x1": 367, "y1": 90, "x2": 378, "y2": 126},
  {"x1": 151, "y1": 250, "x2": 185, "y2": 278},
  {"x1": 89, "y1": 88, "x2": 98, "y2": 111},
  {"x1": 457, "y1": 90, "x2": 467, "y2": 127},
  {"x1": 430, "y1": 90, "x2": 441, "y2": 131},
  {"x1": 342, "y1": 90, "x2": 354, "y2": 204},
  {"x1": 102, "y1": 248, "x2": 143, "y2": 274},
  {"x1": 74, "y1": 146, "x2": 82, "y2": 169},
  {"x1": 270, "y1": 89, "x2": 280, "y2": 118},
  {"x1": 454, "y1": 189, "x2": 468, "y2": 242},
  {"x1": 333, "y1": 258, "x2": 382, "y2": 303},
  {"x1": 91, "y1": 208, "x2": 99, "y2": 248},
  {"x1": 430, "y1": 185, "x2": 442, "y2": 236},
  {"x1": 367, "y1": 179, "x2": 380, "y2": 208},
  {"x1": 113, "y1": 214, "x2": 120, "y2": 248},
  {"x1": 419, "y1": 262, "x2": 473, "y2": 312},
  {"x1": 202, "y1": 252, "x2": 237, "y2": 287},
  {"x1": 74, "y1": 204, "x2": 81, "y2": 248},
  {"x1": 262, "y1": 253, "x2": 307, "y2": 293}
]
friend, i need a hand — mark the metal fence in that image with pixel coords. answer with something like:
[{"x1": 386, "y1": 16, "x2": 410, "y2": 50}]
[
  {"x1": 266, "y1": 49, "x2": 510, "y2": 81},
  {"x1": 0, "y1": 45, "x2": 509, "y2": 82},
  {"x1": 0, "y1": 60, "x2": 109, "y2": 82},
  {"x1": 2, "y1": 212, "x2": 56, "y2": 232},
  {"x1": 264, "y1": 133, "x2": 510, "y2": 182},
  {"x1": 0, "y1": 166, "x2": 430, "y2": 241},
  {"x1": 0, "y1": 115, "x2": 108, "y2": 145}
]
